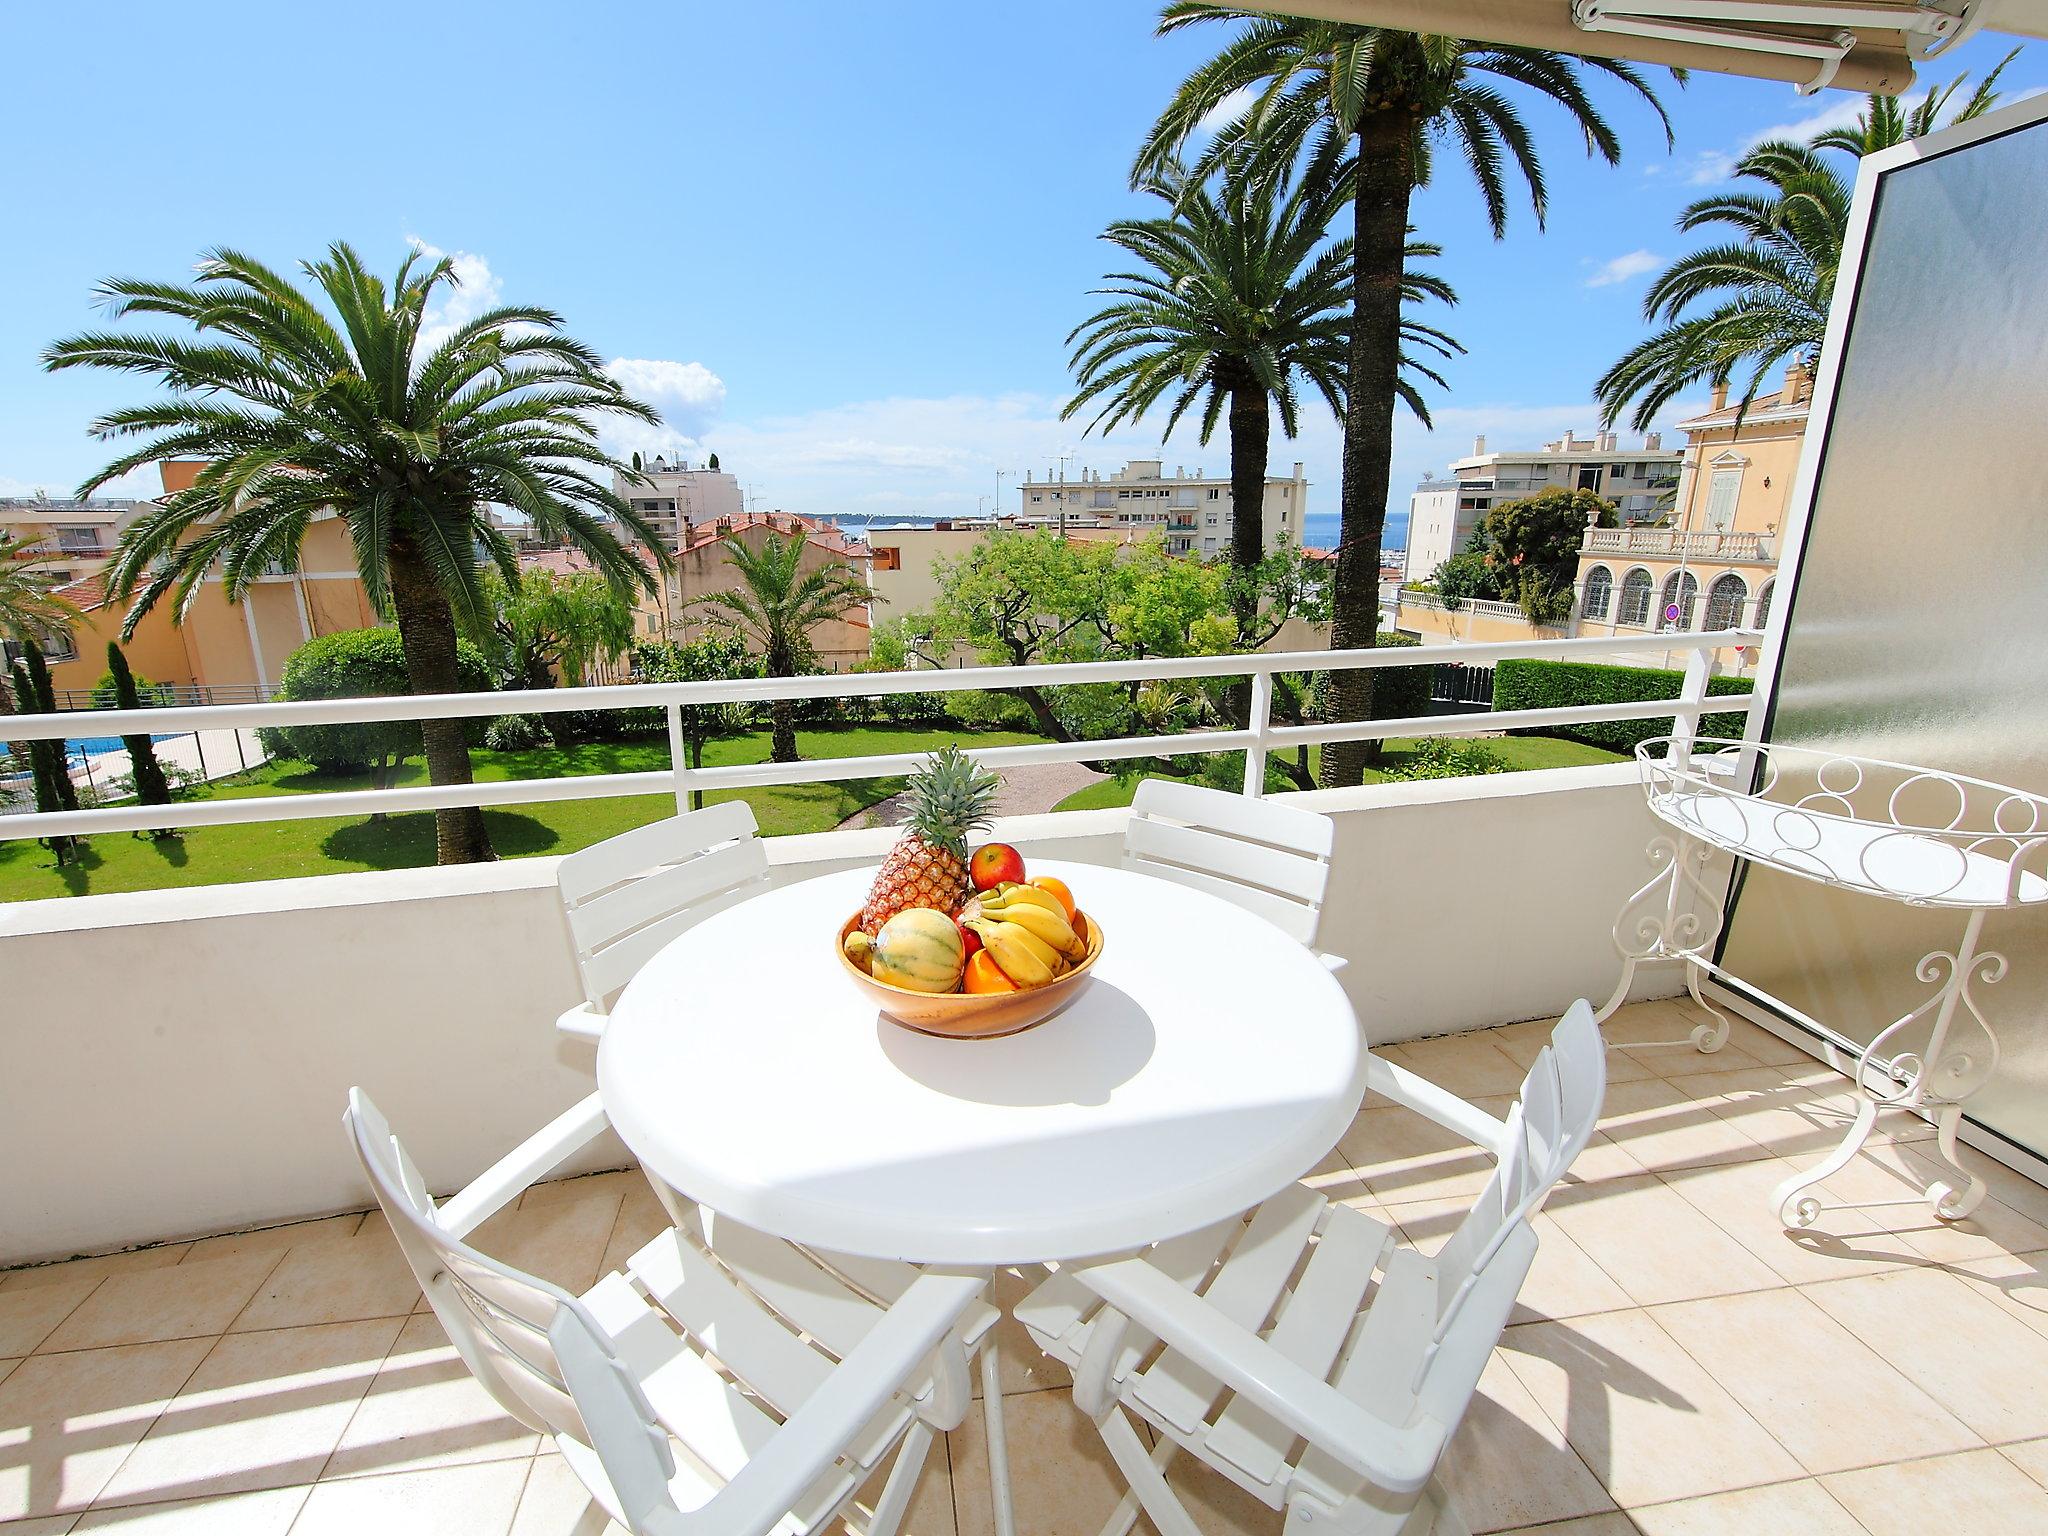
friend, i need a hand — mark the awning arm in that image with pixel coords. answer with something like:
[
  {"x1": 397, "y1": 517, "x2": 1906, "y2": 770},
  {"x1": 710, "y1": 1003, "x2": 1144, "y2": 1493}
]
[{"x1": 1573, "y1": 0, "x2": 1983, "y2": 92}]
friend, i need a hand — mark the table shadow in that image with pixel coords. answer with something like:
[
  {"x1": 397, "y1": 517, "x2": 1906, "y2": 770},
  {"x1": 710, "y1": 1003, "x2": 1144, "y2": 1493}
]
[{"x1": 874, "y1": 979, "x2": 1156, "y2": 1107}]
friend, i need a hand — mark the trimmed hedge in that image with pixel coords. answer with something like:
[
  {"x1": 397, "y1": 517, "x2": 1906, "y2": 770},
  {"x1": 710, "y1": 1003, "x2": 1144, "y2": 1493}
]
[
  {"x1": 1369, "y1": 630, "x2": 1431, "y2": 722},
  {"x1": 1492, "y1": 658, "x2": 1752, "y2": 754}
]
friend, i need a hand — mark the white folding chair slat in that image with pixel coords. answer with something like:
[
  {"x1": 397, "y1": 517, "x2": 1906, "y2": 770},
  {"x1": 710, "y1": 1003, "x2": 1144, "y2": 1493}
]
[
  {"x1": 579, "y1": 878, "x2": 768, "y2": 1006},
  {"x1": 701, "y1": 1214, "x2": 903, "y2": 1362},
  {"x1": 1018, "y1": 1000, "x2": 1612, "y2": 1535},
  {"x1": 1204, "y1": 1201, "x2": 1392, "y2": 1486},
  {"x1": 1018, "y1": 1216, "x2": 1240, "y2": 1358},
  {"x1": 555, "y1": 802, "x2": 772, "y2": 1018},
  {"x1": 345, "y1": 1090, "x2": 982, "y2": 1536},
  {"x1": 627, "y1": 1230, "x2": 837, "y2": 1415},
  {"x1": 1123, "y1": 815, "x2": 1330, "y2": 905},
  {"x1": 1134, "y1": 1185, "x2": 1325, "y2": 1435},
  {"x1": 558, "y1": 799, "x2": 758, "y2": 904},
  {"x1": 1120, "y1": 857, "x2": 1319, "y2": 945},
  {"x1": 1121, "y1": 780, "x2": 1335, "y2": 949},
  {"x1": 581, "y1": 1269, "x2": 852, "y2": 1529},
  {"x1": 567, "y1": 836, "x2": 770, "y2": 955},
  {"x1": 1130, "y1": 778, "x2": 1336, "y2": 857}
]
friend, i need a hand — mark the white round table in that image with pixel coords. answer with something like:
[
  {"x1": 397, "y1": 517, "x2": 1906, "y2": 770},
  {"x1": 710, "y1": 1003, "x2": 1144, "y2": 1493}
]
[{"x1": 597, "y1": 859, "x2": 1366, "y2": 1267}]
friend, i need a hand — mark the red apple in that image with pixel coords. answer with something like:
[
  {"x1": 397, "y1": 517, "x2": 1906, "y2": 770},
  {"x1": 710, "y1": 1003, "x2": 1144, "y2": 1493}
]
[
  {"x1": 956, "y1": 917, "x2": 983, "y2": 959},
  {"x1": 969, "y1": 842, "x2": 1025, "y2": 891}
]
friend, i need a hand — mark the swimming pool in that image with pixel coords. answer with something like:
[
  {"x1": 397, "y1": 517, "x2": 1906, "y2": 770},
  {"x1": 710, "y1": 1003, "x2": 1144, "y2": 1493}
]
[{"x1": 1, "y1": 734, "x2": 176, "y2": 758}]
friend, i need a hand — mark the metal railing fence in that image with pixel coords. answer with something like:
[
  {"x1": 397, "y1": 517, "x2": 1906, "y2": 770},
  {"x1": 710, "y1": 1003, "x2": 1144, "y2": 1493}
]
[{"x1": 0, "y1": 630, "x2": 1759, "y2": 841}]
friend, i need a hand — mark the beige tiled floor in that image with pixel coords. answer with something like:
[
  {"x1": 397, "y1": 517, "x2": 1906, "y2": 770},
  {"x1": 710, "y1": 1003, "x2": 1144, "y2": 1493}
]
[{"x1": 5, "y1": 1002, "x2": 2048, "y2": 1535}]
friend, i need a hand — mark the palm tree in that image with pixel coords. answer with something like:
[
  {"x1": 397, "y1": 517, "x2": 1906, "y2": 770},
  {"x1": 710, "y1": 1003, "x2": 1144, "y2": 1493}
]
[
  {"x1": 44, "y1": 243, "x2": 668, "y2": 863},
  {"x1": 1595, "y1": 141, "x2": 1845, "y2": 429},
  {"x1": 1598, "y1": 50, "x2": 2016, "y2": 429},
  {"x1": 1139, "y1": 5, "x2": 1673, "y2": 786},
  {"x1": 0, "y1": 537, "x2": 80, "y2": 728},
  {"x1": 1814, "y1": 47, "x2": 2017, "y2": 156},
  {"x1": 1064, "y1": 153, "x2": 1459, "y2": 651},
  {"x1": 694, "y1": 530, "x2": 871, "y2": 764}
]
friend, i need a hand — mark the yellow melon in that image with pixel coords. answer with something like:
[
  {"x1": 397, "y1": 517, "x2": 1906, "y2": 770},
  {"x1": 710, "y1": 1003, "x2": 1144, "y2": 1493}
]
[{"x1": 870, "y1": 908, "x2": 966, "y2": 993}]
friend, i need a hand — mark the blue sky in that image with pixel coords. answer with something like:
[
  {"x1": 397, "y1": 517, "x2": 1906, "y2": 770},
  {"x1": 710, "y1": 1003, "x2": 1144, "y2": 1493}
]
[{"x1": 0, "y1": 3, "x2": 2036, "y2": 526}]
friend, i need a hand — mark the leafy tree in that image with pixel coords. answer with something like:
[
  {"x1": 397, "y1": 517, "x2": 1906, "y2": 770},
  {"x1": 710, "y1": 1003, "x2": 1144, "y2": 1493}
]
[
  {"x1": 1140, "y1": 4, "x2": 1672, "y2": 785},
  {"x1": 484, "y1": 567, "x2": 639, "y2": 689},
  {"x1": 1065, "y1": 152, "x2": 1456, "y2": 658},
  {"x1": 707, "y1": 452, "x2": 721, "y2": 470},
  {"x1": 692, "y1": 530, "x2": 870, "y2": 764},
  {"x1": 259, "y1": 628, "x2": 493, "y2": 796},
  {"x1": 8, "y1": 649, "x2": 81, "y2": 864},
  {"x1": 1599, "y1": 51, "x2": 2013, "y2": 428},
  {"x1": 44, "y1": 242, "x2": 668, "y2": 864},
  {"x1": 632, "y1": 634, "x2": 757, "y2": 809},
  {"x1": 1476, "y1": 487, "x2": 1617, "y2": 625},
  {"x1": 106, "y1": 642, "x2": 175, "y2": 830},
  {"x1": 1429, "y1": 548, "x2": 1500, "y2": 609}
]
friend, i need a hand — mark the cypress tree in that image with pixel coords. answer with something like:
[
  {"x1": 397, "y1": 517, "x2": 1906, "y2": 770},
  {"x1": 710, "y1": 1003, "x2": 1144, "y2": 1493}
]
[
  {"x1": 9, "y1": 651, "x2": 81, "y2": 863},
  {"x1": 107, "y1": 641, "x2": 177, "y2": 834}
]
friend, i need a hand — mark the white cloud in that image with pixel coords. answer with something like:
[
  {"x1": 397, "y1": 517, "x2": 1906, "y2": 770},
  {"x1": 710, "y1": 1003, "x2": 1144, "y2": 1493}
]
[
  {"x1": 599, "y1": 358, "x2": 730, "y2": 467},
  {"x1": 1194, "y1": 85, "x2": 1256, "y2": 138},
  {"x1": 406, "y1": 237, "x2": 507, "y2": 354},
  {"x1": 1585, "y1": 249, "x2": 1662, "y2": 288},
  {"x1": 1679, "y1": 84, "x2": 2046, "y2": 187},
  {"x1": 0, "y1": 466, "x2": 164, "y2": 502}
]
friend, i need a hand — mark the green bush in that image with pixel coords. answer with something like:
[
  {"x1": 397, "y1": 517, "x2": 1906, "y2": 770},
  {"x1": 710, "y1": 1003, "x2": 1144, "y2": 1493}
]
[
  {"x1": 1380, "y1": 737, "x2": 1509, "y2": 781},
  {"x1": 1367, "y1": 631, "x2": 1431, "y2": 722},
  {"x1": 483, "y1": 713, "x2": 555, "y2": 752},
  {"x1": 257, "y1": 628, "x2": 494, "y2": 777},
  {"x1": 1492, "y1": 658, "x2": 1753, "y2": 754}
]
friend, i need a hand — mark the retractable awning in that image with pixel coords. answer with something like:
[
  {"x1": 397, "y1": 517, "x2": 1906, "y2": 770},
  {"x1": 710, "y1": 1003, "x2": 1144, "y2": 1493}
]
[{"x1": 1250, "y1": 0, "x2": 2048, "y2": 92}]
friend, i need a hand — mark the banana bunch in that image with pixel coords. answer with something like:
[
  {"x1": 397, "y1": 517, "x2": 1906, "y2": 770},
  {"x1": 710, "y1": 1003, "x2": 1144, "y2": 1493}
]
[
  {"x1": 962, "y1": 915, "x2": 1068, "y2": 989},
  {"x1": 977, "y1": 883, "x2": 1087, "y2": 961},
  {"x1": 961, "y1": 882, "x2": 1088, "y2": 990}
]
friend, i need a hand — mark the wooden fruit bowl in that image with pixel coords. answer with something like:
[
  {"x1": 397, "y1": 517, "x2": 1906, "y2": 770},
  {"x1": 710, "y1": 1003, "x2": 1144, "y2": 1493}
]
[{"x1": 835, "y1": 910, "x2": 1106, "y2": 1038}]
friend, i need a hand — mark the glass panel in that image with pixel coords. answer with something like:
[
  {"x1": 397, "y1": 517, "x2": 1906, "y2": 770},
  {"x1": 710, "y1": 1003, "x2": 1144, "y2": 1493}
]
[{"x1": 1720, "y1": 116, "x2": 2048, "y2": 1161}]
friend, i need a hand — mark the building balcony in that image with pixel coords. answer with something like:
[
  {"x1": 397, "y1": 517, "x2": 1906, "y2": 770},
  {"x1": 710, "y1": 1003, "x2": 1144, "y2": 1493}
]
[
  {"x1": 1584, "y1": 527, "x2": 1774, "y2": 563},
  {"x1": 6, "y1": 636, "x2": 2046, "y2": 1535}
]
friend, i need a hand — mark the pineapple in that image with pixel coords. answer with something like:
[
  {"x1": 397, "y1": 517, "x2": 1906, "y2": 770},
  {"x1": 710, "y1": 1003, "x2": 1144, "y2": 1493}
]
[{"x1": 860, "y1": 745, "x2": 999, "y2": 934}]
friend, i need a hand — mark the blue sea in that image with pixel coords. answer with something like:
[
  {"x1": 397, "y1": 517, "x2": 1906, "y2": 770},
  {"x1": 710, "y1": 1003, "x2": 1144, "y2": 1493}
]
[{"x1": 1304, "y1": 511, "x2": 1405, "y2": 553}]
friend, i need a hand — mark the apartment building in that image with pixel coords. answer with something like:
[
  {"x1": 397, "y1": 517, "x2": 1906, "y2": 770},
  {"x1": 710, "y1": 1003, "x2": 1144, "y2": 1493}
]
[
  {"x1": 1403, "y1": 430, "x2": 1682, "y2": 584},
  {"x1": 611, "y1": 456, "x2": 744, "y2": 551},
  {"x1": 30, "y1": 464, "x2": 380, "y2": 699},
  {"x1": 1394, "y1": 369, "x2": 1812, "y2": 672},
  {"x1": 1573, "y1": 363, "x2": 1812, "y2": 663},
  {"x1": 1016, "y1": 458, "x2": 1306, "y2": 557},
  {"x1": 0, "y1": 496, "x2": 149, "y2": 588}
]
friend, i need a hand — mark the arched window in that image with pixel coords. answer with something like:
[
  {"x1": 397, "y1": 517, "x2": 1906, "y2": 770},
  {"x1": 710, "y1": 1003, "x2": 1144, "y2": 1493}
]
[
  {"x1": 1617, "y1": 568, "x2": 1654, "y2": 627},
  {"x1": 1582, "y1": 565, "x2": 1613, "y2": 620},
  {"x1": 1755, "y1": 580, "x2": 1776, "y2": 630},
  {"x1": 1704, "y1": 572, "x2": 1748, "y2": 630},
  {"x1": 1659, "y1": 570, "x2": 1700, "y2": 628}
]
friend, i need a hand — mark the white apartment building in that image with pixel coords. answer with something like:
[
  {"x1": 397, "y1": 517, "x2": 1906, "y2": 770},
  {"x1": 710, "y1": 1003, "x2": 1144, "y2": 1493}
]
[
  {"x1": 0, "y1": 496, "x2": 150, "y2": 588},
  {"x1": 1403, "y1": 430, "x2": 1681, "y2": 583},
  {"x1": 611, "y1": 455, "x2": 744, "y2": 551},
  {"x1": 1016, "y1": 458, "x2": 1307, "y2": 557}
]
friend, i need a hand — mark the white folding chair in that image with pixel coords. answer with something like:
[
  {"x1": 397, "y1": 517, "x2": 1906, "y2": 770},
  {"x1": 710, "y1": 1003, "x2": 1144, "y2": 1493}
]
[
  {"x1": 1016, "y1": 1003, "x2": 1607, "y2": 1536},
  {"x1": 1120, "y1": 778, "x2": 1346, "y2": 971},
  {"x1": 345, "y1": 1089, "x2": 999, "y2": 1536},
  {"x1": 554, "y1": 800, "x2": 772, "y2": 1044}
]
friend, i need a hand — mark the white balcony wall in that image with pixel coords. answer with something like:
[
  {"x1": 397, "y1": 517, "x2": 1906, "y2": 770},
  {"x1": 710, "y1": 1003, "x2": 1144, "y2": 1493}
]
[{"x1": 0, "y1": 764, "x2": 1685, "y2": 1266}]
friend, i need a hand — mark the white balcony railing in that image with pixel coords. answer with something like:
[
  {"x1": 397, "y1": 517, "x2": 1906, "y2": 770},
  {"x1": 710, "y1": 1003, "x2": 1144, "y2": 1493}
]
[
  {"x1": 1397, "y1": 592, "x2": 1555, "y2": 624},
  {"x1": 1584, "y1": 527, "x2": 1772, "y2": 561},
  {"x1": 0, "y1": 630, "x2": 1760, "y2": 842}
]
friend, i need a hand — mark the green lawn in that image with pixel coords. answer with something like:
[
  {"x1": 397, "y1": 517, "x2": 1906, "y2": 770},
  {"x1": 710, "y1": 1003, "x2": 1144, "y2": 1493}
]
[
  {"x1": 1052, "y1": 734, "x2": 1626, "y2": 813},
  {"x1": 0, "y1": 726, "x2": 1047, "y2": 903}
]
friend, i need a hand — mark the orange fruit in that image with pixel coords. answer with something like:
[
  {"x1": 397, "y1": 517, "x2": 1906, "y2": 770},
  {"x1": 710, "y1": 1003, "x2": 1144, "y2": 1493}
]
[
  {"x1": 963, "y1": 950, "x2": 1019, "y2": 994},
  {"x1": 1030, "y1": 875, "x2": 1077, "y2": 922}
]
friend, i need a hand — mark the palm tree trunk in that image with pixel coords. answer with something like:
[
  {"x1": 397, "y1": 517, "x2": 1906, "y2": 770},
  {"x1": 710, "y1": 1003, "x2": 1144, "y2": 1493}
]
[
  {"x1": 1226, "y1": 378, "x2": 1271, "y2": 730},
  {"x1": 1324, "y1": 109, "x2": 1420, "y2": 789},
  {"x1": 388, "y1": 535, "x2": 495, "y2": 864},
  {"x1": 765, "y1": 637, "x2": 799, "y2": 764}
]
